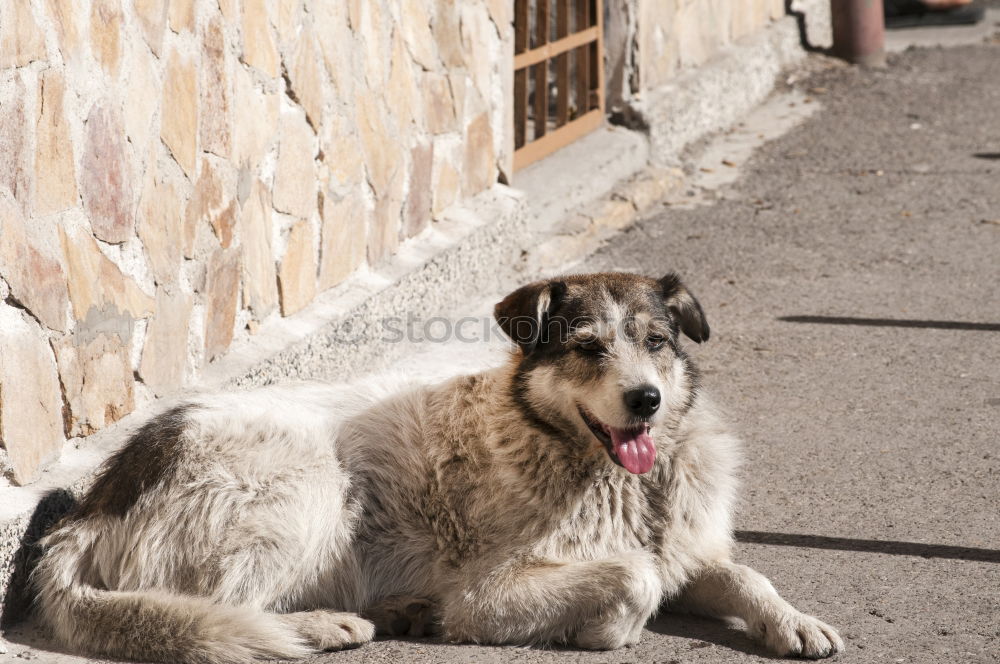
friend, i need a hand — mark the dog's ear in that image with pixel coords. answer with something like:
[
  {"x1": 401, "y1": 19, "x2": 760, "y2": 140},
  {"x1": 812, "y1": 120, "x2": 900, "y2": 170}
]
[
  {"x1": 658, "y1": 272, "x2": 710, "y2": 343},
  {"x1": 494, "y1": 279, "x2": 567, "y2": 354}
]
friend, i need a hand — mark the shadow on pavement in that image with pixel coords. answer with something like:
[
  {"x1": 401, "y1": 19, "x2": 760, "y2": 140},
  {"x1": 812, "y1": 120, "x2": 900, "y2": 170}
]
[
  {"x1": 2, "y1": 489, "x2": 78, "y2": 630},
  {"x1": 778, "y1": 315, "x2": 1000, "y2": 332},
  {"x1": 646, "y1": 611, "x2": 774, "y2": 658},
  {"x1": 973, "y1": 152, "x2": 1000, "y2": 160},
  {"x1": 736, "y1": 530, "x2": 1000, "y2": 563}
]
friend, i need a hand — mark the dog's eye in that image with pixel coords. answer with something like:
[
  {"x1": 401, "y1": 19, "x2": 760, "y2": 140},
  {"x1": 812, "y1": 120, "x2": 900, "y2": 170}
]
[
  {"x1": 577, "y1": 338, "x2": 604, "y2": 354},
  {"x1": 646, "y1": 334, "x2": 666, "y2": 351}
]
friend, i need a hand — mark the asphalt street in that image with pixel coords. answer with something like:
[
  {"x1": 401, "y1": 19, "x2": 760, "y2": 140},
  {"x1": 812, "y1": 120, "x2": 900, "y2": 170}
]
[
  {"x1": 323, "y1": 42, "x2": 1000, "y2": 664},
  {"x1": 5, "y1": 34, "x2": 999, "y2": 664}
]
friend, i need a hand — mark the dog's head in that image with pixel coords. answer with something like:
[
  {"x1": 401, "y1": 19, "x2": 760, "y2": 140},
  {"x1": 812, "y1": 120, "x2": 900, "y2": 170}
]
[{"x1": 495, "y1": 272, "x2": 709, "y2": 475}]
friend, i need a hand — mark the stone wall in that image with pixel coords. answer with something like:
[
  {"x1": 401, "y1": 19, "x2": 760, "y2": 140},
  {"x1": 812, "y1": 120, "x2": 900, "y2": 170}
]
[
  {"x1": 606, "y1": 0, "x2": 787, "y2": 119},
  {"x1": 0, "y1": 0, "x2": 510, "y2": 486}
]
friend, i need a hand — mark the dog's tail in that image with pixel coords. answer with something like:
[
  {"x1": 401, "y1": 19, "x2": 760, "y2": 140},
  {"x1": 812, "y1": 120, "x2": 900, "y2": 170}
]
[{"x1": 32, "y1": 520, "x2": 311, "y2": 664}]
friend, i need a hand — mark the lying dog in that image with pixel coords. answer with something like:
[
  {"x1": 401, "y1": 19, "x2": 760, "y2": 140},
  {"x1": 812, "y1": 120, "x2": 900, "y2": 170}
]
[{"x1": 33, "y1": 272, "x2": 842, "y2": 662}]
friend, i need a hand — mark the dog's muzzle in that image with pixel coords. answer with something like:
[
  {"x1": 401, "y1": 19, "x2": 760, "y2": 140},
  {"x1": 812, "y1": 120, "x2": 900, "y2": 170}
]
[{"x1": 578, "y1": 405, "x2": 657, "y2": 474}]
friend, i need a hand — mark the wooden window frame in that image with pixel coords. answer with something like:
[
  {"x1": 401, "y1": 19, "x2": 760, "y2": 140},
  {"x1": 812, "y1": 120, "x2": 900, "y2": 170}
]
[{"x1": 513, "y1": 0, "x2": 604, "y2": 171}]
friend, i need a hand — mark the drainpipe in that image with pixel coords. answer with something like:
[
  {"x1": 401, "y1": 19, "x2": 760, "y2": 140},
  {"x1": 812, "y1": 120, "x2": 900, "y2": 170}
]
[{"x1": 831, "y1": 0, "x2": 887, "y2": 66}]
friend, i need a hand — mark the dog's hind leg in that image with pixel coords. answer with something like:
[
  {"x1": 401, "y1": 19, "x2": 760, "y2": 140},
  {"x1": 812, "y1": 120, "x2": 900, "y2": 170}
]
[
  {"x1": 362, "y1": 596, "x2": 438, "y2": 637},
  {"x1": 209, "y1": 527, "x2": 374, "y2": 652},
  {"x1": 677, "y1": 560, "x2": 843, "y2": 659},
  {"x1": 442, "y1": 550, "x2": 662, "y2": 649}
]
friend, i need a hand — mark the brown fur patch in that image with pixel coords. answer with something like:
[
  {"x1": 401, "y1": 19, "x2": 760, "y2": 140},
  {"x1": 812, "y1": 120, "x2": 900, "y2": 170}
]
[{"x1": 76, "y1": 404, "x2": 195, "y2": 519}]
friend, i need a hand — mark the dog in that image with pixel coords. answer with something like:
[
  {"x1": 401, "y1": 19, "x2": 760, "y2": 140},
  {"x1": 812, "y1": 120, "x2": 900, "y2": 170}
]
[{"x1": 32, "y1": 272, "x2": 843, "y2": 663}]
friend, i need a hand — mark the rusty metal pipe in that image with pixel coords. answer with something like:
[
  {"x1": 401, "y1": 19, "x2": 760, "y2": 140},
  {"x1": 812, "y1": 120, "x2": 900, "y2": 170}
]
[{"x1": 831, "y1": 0, "x2": 887, "y2": 66}]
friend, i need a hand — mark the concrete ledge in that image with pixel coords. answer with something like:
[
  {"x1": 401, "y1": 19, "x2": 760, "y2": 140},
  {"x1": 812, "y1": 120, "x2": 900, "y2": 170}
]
[
  {"x1": 512, "y1": 125, "x2": 649, "y2": 229},
  {"x1": 637, "y1": 15, "x2": 808, "y2": 165}
]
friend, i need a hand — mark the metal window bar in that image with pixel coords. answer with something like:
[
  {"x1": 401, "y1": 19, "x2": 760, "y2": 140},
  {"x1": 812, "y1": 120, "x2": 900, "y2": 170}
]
[{"x1": 513, "y1": 0, "x2": 604, "y2": 171}]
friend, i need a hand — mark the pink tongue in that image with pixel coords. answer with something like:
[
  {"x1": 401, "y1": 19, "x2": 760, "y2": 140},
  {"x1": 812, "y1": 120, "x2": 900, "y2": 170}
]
[{"x1": 609, "y1": 427, "x2": 656, "y2": 474}]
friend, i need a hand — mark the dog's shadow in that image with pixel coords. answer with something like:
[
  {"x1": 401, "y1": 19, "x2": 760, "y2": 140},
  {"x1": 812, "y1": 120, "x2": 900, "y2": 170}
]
[
  {"x1": 0, "y1": 618, "x2": 84, "y2": 660},
  {"x1": 8, "y1": 613, "x2": 776, "y2": 660},
  {"x1": 380, "y1": 611, "x2": 775, "y2": 658},
  {"x1": 645, "y1": 610, "x2": 777, "y2": 658}
]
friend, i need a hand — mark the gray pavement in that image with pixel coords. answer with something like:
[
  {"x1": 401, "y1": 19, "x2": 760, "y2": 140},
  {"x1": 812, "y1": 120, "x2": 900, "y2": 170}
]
[{"x1": 4, "y1": 40, "x2": 999, "y2": 664}]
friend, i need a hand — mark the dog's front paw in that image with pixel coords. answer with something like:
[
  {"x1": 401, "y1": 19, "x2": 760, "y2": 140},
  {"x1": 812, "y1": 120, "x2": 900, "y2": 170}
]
[
  {"x1": 284, "y1": 610, "x2": 376, "y2": 650},
  {"x1": 752, "y1": 610, "x2": 844, "y2": 659},
  {"x1": 573, "y1": 601, "x2": 648, "y2": 650},
  {"x1": 573, "y1": 620, "x2": 641, "y2": 650}
]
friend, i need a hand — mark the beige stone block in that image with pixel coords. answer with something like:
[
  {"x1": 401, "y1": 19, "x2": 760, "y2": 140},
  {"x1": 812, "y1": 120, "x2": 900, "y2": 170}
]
[
  {"x1": 161, "y1": 48, "x2": 198, "y2": 179},
  {"x1": 404, "y1": 141, "x2": 433, "y2": 238},
  {"x1": 54, "y1": 328, "x2": 135, "y2": 438},
  {"x1": 356, "y1": 92, "x2": 400, "y2": 196},
  {"x1": 485, "y1": 0, "x2": 510, "y2": 34},
  {"x1": 233, "y1": 65, "x2": 279, "y2": 171},
  {"x1": 80, "y1": 101, "x2": 135, "y2": 244},
  {"x1": 286, "y1": 27, "x2": 324, "y2": 129},
  {"x1": 139, "y1": 287, "x2": 193, "y2": 395},
  {"x1": 431, "y1": 137, "x2": 461, "y2": 218},
  {"x1": 771, "y1": 0, "x2": 786, "y2": 21},
  {"x1": 0, "y1": 74, "x2": 30, "y2": 207},
  {"x1": 638, "y1": 0, "x2": 680, "y2": 89},
  {"x1": 459, "y1": 4, "x2": 493, "y2": 108},
  {"x1": 733, "y1": 0, "x2": 773, "y2": 39},
  {"x1": 318, "y1": 192, "x2": 366, "y2": 291},
  {"x1": 239, "y1": 181, "x2": 278, "y2": 317},
  {"x1": 45, "y1": 0, "x2": 83, "y2": 65},
  {"x1": 169, "y1": 0, "x2": 195, "y2": 33},
  {"x1": 133, "y1": 0, "x2": 168, "y2": 57},
  {"x1": 59, "y1": 224, "x2": 155, "y2": 322},
  {"x1": 347, "y1": 0, "x2": 362, "y2": 29},
  {"x1": 368, "y1": 170, "x2": 404, "y2": 265},
  {"x1": 433, "y1": 0, "x2": 465, "y2": 68},
  {"x1": 0, "y1": 306, "x2": 65, "y2": 485},
  {"x1": 423, "y1": 73, "x2": 457, "y2": 135},
  {"x1": 448, "y1": 71, "x2": 467, "y2": 123},
  {"x1": 713, "y1": 0, "x2": 735, "y2": 48},
  {"x1": 212, "y1": 201, "x2": 237, "y2": 250},
  {"x1": 34, "y1": 71, "x2": 78, "y2": 217},
  {"x1": 90, "y1": 0, "x2": 123, "y2": 75},
  {"x1": 386, "y1": 30, "x2": 420, "y2": 135},
  {"x1": 138, "y1": 155, "x2": 184, "y2": 285},
  {"x1": 320, "y1": 111, "x2": 364, "y2": 190},
  {"x1": 277, "y1": 220, "x2": 316, "y2": 316},
  {"x1": 400, "y1": 0, "x2": 437, "y2": 70},
  {"x1": 273, "y1": 111, "x2": 317, "y2": 219},
  {"x1": 200, "y1": 15, "x2": 231, "y2": 158},
  {"x1": 358, "y1": 0, "x2": 387, "y2": 88},
  {"x1": 676, "y1": 0, "x2": 729, "y2": 69},
  {"x1": 462, "y1": 112, "x2": 495, "y2": 197},
  {"x1": 241, "y1": 0, "x2": 279, "y2": 77},
  {"x1": 0, "y1": 2, "x2": 47, "y2": 68},
  {"x1": 203, "y1": 246, "x2": 240, "y2": 360},
  {"x1": 0, "y1": 194, "x2": 69, "y2": 332},
  {"x1": 124, "y1": 35, "x2": 160, "y2": 150},
  {"x1": 275, "y1": 0, "x2": 301, "y2": 42},
  {"x1": 218, "y1": 0, "x2": 237, "y2": 21},
  {"x1": 313, "y1": 2, "x2": 355, "y2": 99},
  {"x1": 56, "y1": 237, "x2": 141, "y2": 321},
  {"x1": 185, "y1": 160, "x2": 234, "y2": 253}
]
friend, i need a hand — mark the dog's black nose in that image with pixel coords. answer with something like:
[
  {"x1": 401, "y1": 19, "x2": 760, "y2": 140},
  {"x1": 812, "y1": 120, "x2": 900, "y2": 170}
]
[{"x1": 624, "y1": 386, "x2": 660, "y2": 417}]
